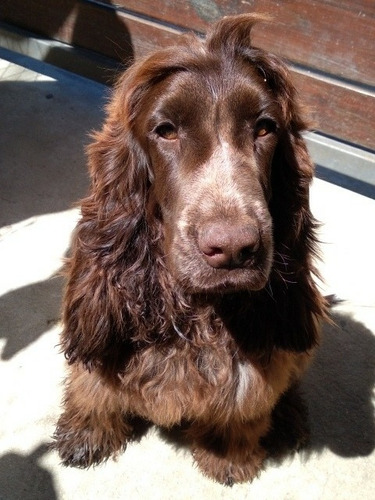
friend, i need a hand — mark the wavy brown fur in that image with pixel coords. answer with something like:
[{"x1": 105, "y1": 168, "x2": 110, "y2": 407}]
[{"x1": 53, "y1": 14, "x2": 327, "y2": 485}]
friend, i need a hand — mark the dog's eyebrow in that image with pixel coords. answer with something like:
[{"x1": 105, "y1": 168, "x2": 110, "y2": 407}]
[{"x1": 256, "y1": 107, "x2": 279, "y2": 119}]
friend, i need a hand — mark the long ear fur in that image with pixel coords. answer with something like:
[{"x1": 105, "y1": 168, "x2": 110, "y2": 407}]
[
  {"x1": 61, "y1": 116, "x2": 152, "y2": 368},
  {"x1": 259, "y1": 54, "x2": 328, "y2": 351},
  {"x1": 263, "y1": 64, "x2": 327, "y2": 352},
  {"x1": 61, "y1": 69, "x2": 162, "y2": 368},
  {"x1": 268, "y1": 127, "x2": 328, "y2": 351}
]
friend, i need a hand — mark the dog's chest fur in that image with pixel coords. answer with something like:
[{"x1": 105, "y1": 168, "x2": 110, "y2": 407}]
[{"x1": 119, "y1": 339, "x2": 304, "y2": 427}]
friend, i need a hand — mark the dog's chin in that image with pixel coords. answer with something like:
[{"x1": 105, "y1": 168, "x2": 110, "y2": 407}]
[{"x1": 179, "y1": 267, "x2": 271, "y2": 296}]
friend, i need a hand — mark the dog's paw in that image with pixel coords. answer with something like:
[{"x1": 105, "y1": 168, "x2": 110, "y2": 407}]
[
  {"x1": 192, "y1": 446, "x2": 265, "y2": 485},
  {"x1": 52, "y1": 426, "x2": 127, "y2": 468}
]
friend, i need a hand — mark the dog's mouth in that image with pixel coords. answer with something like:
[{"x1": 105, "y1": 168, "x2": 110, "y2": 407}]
[
  {"x1": 174, "y1": 248, "x2": 273, "y2": 296},
  {"x1": 191, "y1": 267, "x2": 271, "y2": 295}
]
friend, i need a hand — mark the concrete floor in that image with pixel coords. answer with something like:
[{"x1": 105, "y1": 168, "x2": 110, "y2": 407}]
[{"x1": 0, "y1": 56, "x2": 374, "y2": 500}]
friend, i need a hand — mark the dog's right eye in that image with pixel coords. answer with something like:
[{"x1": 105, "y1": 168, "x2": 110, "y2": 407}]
[
  {"x1": 254, "y1": 118, "x2": 277, "y2": 139},
  {"x1": 154, "y1": 122, "x2": 178, "y2": 141}
]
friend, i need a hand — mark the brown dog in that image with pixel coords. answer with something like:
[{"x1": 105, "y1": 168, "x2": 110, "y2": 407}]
[{"x1": 53, "y1": 14, "x2": 327, "y2": 485}]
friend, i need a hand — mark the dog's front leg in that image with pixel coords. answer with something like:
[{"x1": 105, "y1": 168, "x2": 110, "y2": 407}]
[
  {"x1": 190, "y1": 416, "x2": 270, "y2": 485},
  {"x1": 53, "y1": 363, "x2": 135, "y2": 468}
]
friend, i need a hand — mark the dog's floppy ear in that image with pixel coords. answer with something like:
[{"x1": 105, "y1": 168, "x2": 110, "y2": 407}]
[
  {"x1": 264, "y1": 68, "x2": 326, "y2": 352},
  {"x1": 61, "y1": 68, "x2": 159, "y2": 369},
  {"x1": 269, "y1": 125, "x2": 327, "y2": 352}
]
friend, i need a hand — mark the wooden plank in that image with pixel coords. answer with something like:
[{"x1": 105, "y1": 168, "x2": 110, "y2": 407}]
[
  {"x1": 2, "y1": 1, "x2": 374, "y2": 85},
  {"x1": 294, "y1": 71, "x2": 374, "y2": 149},
  {"x1": 106, "y1": 0, "x2": 375, "y2": 87}
]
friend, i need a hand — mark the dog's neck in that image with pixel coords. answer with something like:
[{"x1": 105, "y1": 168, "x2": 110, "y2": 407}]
[{"x1": 169, "y1": 288, "x2": 276, "y2": 356}]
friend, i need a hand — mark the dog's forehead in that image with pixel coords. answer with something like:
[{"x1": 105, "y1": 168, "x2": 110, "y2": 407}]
[{"x1": 149, "y1": 63, "x2": 268, "y2": 119}]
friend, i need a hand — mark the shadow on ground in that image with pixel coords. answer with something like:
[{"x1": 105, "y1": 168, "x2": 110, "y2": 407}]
[
  {"x1": 302, "y1": 309, "x2": 375, "y2": 457},
  {"x1": 0, "y1": 445, "x2": 57, "y2": 500},
  {"x1": 0, "y1": 275, "x2": 63, "y2": 360},
  {"x1": 0, "y1": 79, "x2": 100, "y2": 227}
]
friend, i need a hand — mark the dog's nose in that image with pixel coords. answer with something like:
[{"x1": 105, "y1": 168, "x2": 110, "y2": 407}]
[{"x1": 198, "y1": 222, "x2": 260, "y2": 268}]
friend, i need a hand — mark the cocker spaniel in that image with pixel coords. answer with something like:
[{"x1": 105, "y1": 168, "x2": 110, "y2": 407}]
[{"x1": 53, "y1": 14, "x2": 327, "y2": 485}]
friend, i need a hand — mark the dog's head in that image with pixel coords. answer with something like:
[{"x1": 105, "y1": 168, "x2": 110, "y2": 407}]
[{"x1": 102, "y1": 14, "x2": 314, "y2": 294}]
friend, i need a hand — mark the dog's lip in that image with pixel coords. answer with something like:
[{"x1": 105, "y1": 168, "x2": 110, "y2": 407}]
[{"x1": 185, "y1": 267, "x2": 270, "y2": 295}]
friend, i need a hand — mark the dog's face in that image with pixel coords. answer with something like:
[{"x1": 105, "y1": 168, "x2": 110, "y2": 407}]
[{"x1": 134, "y1": 57, "x2": 284, "y2": 294}]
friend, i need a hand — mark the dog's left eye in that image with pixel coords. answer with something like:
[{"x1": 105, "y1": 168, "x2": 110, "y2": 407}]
[
  {"x1": 154, "y1": 122, "x2": 178, "y2": 141},
  {"x1": 254, "y1": 119, "x2": 276, "y2": 139}
]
